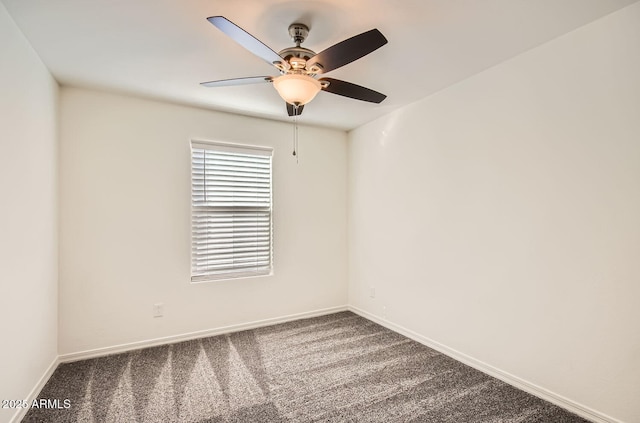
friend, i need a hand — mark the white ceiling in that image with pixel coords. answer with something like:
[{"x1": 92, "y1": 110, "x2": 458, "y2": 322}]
[{"x1": 3, "y1": 0, "x2": 638, "y2": 130}]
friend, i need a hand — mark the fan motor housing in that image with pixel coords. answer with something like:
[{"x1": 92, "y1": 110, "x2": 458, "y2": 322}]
[
  {"x1": 278, "y1": 46, "x2": 316, "y2": 61},
  {"x1": 279, "y1": 23, "x2": 324, "y2": 74}
]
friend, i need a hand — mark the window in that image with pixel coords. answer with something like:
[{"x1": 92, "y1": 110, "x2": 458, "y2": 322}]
[{"x1": 191, "y1": 140, "x2": 273, "y2": 282}]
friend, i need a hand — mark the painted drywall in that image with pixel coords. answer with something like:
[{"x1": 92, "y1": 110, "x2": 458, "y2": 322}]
[
  {"x1": 0, "y1": 3, "x2": 59, "y2": 423},
  {"x1": 58, "y1": 87, "x2": 347, "y2": 354},
  {"x1": 348, "y1": 3, "x2": 640, "y2": 422}
]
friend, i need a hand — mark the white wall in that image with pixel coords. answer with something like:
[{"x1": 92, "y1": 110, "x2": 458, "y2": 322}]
[
  {"x1": 58, "y1": 87, "x2": 347, "y2": 354},
  {"x1": 348, "y1": 4, "x2": 640, "y2": 423},
  {"x1": 0, "y1": 3, "x2": 59, "y2": 423}
]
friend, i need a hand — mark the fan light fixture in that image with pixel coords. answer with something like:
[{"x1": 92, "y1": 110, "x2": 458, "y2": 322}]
[{"x1": 273, "y1": 74, "x2": 321, "y2": 106}]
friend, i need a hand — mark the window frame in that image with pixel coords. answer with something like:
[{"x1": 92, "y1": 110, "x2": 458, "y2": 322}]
[{"x1": 190, "y1": 139, "x2": 274, "y2": 283}]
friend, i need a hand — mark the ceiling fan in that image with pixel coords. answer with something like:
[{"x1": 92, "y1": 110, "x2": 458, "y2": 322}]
[{"x1": 201, "y1": 16, "x2": 388, "y2": 117}]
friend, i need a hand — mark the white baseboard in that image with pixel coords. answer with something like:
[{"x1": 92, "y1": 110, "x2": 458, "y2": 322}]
[
  {"x1": 19, "y1": 305, "x2": 621, "y2": 423},
  {"x1": 59, "y1": 305, "x2": 348, "y2": 363},
  {"x1": 348, "y1": 305, "x2": 623, "y2": 423},
  {"x1": 10, "y1": 356, "x2": 60, "y2": 423}
]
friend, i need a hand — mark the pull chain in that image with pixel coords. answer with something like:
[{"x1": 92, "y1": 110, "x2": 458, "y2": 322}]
[{"x1": 292, "y1": 105, "x2": 299, "y2": 164}]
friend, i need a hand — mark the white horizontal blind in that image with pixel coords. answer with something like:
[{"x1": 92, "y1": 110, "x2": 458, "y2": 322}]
[{"x1": 191, "y1": 141, "x2": 272, "y2": 281}]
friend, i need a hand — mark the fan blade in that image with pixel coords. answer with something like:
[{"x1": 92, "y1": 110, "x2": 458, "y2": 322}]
[
  {"x1": 207, "y1": 16, "x2": 285, "y2": 68},
  {"x1": 200, "y1": 76, "x2": 273, "y2": 87},
  {"x1": 319, "y1": 78, "x2": 386, "y2": 103},
  {"x1": 286, "y1": 103, "x2": 304, "y2": 116},
  {"x1": 307, "y1": 29, "x2": 387, "y2": 74}
]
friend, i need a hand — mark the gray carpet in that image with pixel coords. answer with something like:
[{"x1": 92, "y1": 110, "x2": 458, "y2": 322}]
[{"x1": 23, "y1": 312, "x2": 589, "y2": 422}]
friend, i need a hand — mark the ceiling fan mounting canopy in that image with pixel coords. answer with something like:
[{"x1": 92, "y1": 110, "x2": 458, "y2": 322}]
[
  {"x1": 288, "y1": 23, "x2": 309, "y2": 46},
  {"x1": 201, "y1": 16, "x2": 388, "y2": 116}
]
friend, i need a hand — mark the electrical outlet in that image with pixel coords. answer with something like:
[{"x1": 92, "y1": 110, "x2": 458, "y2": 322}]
[
  {"x1": 369, "y1": 287, "x2": 376, "y2": 298},
  {"x1": 382, "y1": 306, "x2": 387, "y2": 319},
  {"x1": 153, "y1": 303, "x2": 164, "y2": 318}
]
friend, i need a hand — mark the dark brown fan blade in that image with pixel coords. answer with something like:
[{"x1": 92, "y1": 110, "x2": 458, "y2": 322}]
[
  {"x1": 207, "y1": 16, "x2": 285, "y2": 68},
  {"x1": 319, "y1": 78, "x2": 386, "y2": 103},
  {"x1": 286, "y1": 103, "x2": 304, "y2": 116},
  {"x1": 306, "y1": 29, "x2": 387, "y2": 74},
  {"x1": 200, "y1": 76, "x2": 273, "y2": 87}
]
